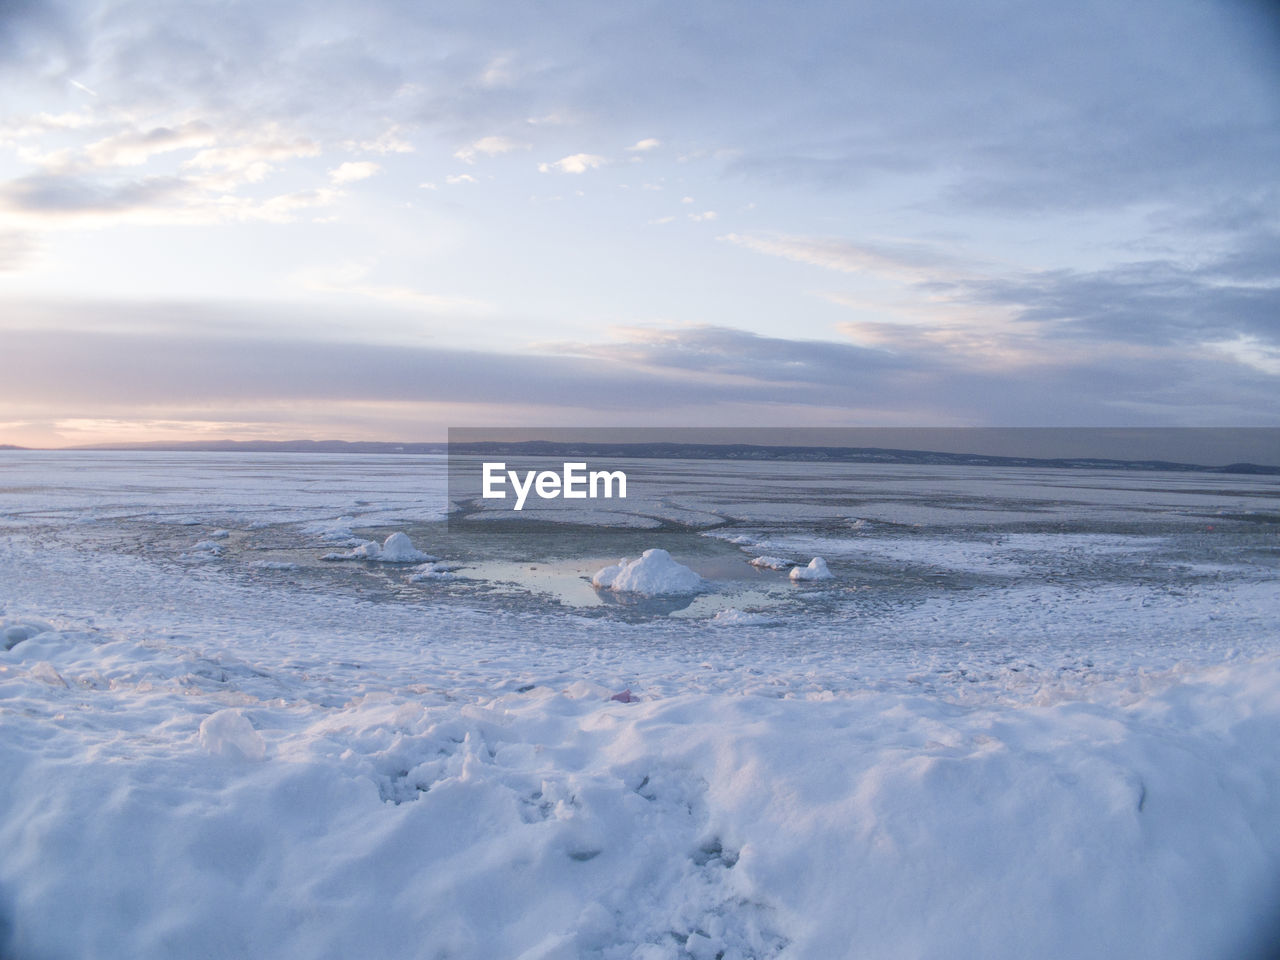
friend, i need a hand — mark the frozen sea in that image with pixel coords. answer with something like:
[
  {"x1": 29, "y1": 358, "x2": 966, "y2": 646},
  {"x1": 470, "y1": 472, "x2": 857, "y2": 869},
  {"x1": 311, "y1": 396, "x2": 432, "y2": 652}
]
[{"x1": 1, "y1": 451, "x2": 1278, "y2": 959}]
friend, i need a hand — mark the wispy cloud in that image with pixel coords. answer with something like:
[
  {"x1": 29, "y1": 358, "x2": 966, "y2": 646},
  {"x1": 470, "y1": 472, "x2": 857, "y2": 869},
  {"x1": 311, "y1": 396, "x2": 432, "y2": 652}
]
[
  {"x1": 0, "y1": 172, "x2": 340, "y2": 226},
  {"x1": 722, "y1": 232, "x2": 970, "y2": 282},
  {"x1": 293, "y1": 261, "x2": 491, "y2": 314},
  {"x1": 184, "y1": 131, "x2": 321, "y2": 182},
  {"x1": 454, "y1": 135, "x2": 528, "y2": 163},
  {"x1": 345, "y1": 125, "x2": 414, "y2": 155},
  {"x1": 626, "y1": 138, "x2": 660, "y2": 152},
  {"x1": 84, "y1": 121, "x2": 216, "y2": 167}
]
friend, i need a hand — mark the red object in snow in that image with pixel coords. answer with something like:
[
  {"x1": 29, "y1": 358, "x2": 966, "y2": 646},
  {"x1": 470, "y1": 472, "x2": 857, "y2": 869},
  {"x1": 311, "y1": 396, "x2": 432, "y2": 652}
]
[{"x1": 610, "y1": 689, "x2": 635, "y2": 703}]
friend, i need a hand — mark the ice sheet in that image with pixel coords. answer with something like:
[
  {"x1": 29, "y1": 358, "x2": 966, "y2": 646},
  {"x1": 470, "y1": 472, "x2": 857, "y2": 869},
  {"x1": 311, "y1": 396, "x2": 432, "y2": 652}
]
[{"x1": 1, "y1": 451, "x2": 1278, "y2": 959}]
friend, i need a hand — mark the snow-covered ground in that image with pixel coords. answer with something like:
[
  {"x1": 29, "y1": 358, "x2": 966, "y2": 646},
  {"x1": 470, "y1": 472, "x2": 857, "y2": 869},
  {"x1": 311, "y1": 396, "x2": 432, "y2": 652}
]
[{"x1": 1, "y1": 451, "x2": 1278, "y2": 959}]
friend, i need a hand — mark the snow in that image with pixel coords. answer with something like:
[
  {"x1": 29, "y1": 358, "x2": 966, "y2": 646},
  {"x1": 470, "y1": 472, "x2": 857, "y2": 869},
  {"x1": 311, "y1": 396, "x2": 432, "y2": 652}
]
[
  {"x1": 710, "y1": 608, "x2": 777, "y2": 626},
  {"x1": 198, "y1": 708, "x2": 267, "y2": 760},
  {"x1": 323, "y1": 531, "x2": 436, "y2": 563},
  {"x1": 592, "y1": 549, "x2": 705, "y2": 595},
  {"x1": 748, "y1": 555, "x2": 792, "y2": 569},
  {"x1": 1, "y1": 617, "x2": 53, "y2": 650},
  {"x1": 304, "y1": 516, "x2": 362, "y2": 543},
  {"x1": 408, "y1": 561, "x2": 461, "y2": 582},
  {"x1": 3, "y1": 623, "x2": 1279, "y2": 959},
  {"x1": 789, "y1": 557, "x2": 833, "y2": 580},
  {"x1": 0, "y1": 451, "x2": 1278, "y2": 960}
]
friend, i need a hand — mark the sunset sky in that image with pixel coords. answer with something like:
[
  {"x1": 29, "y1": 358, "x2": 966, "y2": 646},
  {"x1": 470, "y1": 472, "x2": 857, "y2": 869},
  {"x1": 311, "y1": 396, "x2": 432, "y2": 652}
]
[{"x1": 2, "y1": 0, "x2": 1278, "y2": 446}]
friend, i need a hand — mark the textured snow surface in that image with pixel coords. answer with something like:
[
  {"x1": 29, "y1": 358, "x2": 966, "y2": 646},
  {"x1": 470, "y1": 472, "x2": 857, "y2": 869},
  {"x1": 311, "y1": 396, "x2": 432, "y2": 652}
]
[{"x1": 1, "y1": 451, "x2": 1278, "y2": 960}]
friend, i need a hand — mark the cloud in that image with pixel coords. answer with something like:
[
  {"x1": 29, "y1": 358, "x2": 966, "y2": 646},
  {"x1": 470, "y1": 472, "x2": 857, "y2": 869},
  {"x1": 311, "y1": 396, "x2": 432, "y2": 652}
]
[
  {"x1": 1207, "y1": 335, "x2": 1280, "y2": 376},
  {"x1": 479, "y1": 54, "x2": 515, "y2": 88},
  {"x1": 454, "y1": 135, "x2": 527, "y2": 162},
  {"x1": 626, "y1": 138, "x2": 660, "y2": 152},
  {"x1": 184, "y1": 132, "x2": 322, "y2": 181},
  {"x1": 969, "y1": 255, "x2": 1280, "y2": 348},
  {"x1": 345, "y1": 125, "x2": 414, "y2": 154},
  {"x1": 3, "y1": 308, "x2": 1278, "y2": 431},
  {"x1": 0, "y1": 327, "x2": 747, "y2": 412},
  {"x1": 328, "y1": 160, "x2": 380, "y2": 184},
  {"x1": 728, "y1": 227, "x2": 1280, "y2": 379},
  {"x1": 723, "y1": 232, "x2": 969, "y2": 282},
  {"x1": 0, "y1": 173, "x2": 195, "y2": 215},
  {"x1": 0, "y1": 171, "x2": 339, "y2": 225},
  {"x1": 445, "y1": 173, "x2": 477, "y2": 185},
  {"x1": 538, "y1": 153, "x2": 606, "y2": 174},
  {"x1": 0, "y1": 0, "x2": 81, "y2": 78},
  {"x1": 293, "y1": 261, "x2": 491, "y2": 313},
  {"x1": 0, "y1": 232, "x2": 38, "y2": 272},
  {"x1": 0, "y1": 109, "x2": 98, "y2": 142},
  {"x1": 85, "y1": 121, "x2": 216, "y2": 167}
]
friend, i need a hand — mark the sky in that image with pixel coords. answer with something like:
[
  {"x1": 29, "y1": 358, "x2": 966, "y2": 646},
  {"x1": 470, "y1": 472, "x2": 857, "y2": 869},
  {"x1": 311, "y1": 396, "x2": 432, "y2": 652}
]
[{"x1": 1, "y1": 0, "x2": 1278, "y2": 447}]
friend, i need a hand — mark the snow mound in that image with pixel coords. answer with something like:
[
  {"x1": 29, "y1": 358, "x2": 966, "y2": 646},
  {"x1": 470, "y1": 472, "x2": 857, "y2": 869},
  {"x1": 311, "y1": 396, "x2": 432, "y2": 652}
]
[
  {"x1": 370, "y1": 532, "x2": 432, "y2": 562},
  {"x1": 749, "y1": 556, "x2": 792, "y2": 570},
  {"x1": 190, "y1": 539, "x2": 222, "y2": 554},
  {"x1": 197, "y1": 709, "x2": 266, "y2": 761},
  {"x1": 591, "y1": 549, "x2": 704, "y2": 596},
  {"x1": 2, "y1": 618, "x2": 54, "y2": 650},
  {"x1": 324, "y1": 532, "x2": 436, "y2": 563},
  {"x1": 790, "y1": 557, "x2": 833, "y2": 581}
]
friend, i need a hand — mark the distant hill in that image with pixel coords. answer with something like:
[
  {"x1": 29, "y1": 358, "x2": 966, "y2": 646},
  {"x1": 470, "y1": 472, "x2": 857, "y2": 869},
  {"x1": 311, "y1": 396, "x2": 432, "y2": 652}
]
[
  {"x1": 0, "y1": 444, "x2": 26, "y2": 450},
  {"x1": 56, "y1": 438, "x2": 1280, "y2": 474}
]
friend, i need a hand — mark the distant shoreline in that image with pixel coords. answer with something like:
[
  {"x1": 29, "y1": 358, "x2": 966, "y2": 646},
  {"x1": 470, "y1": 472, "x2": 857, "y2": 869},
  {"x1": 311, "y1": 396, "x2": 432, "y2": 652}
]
[{"x1": 3, "y1": 438, "x2": 1277, "y2": 475}]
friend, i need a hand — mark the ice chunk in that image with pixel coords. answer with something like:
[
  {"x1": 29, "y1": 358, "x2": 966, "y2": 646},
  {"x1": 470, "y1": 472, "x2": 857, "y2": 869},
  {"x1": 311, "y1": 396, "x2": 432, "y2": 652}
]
[
  {"x1": 198, "y1": 708, "x2": 266, "y2": 761},
  {"x1": 408, "y1": 560, "x2": 461, "y2": 582},
  {"x1": 590, "y1": 560, "x2": 626, "y2": 589},
  {"x1": 191, "y1": 539, "x2": 222, "y2": 553},
  {"x1": 749, "y1": 555, "x2": 792, "y2": 570},
  {"x1": 376, "y1": 532, "x2": 432, "y2": 562},
  {"x1": 591, "y1": 549, "x2": 703, "y2": 596},
  {"x1": 789, "y1": 557, "x2": 833, "y2": 581},
  {"x1": 323, "y1": 532, "x2": 436, "y2": 563},
  {"x1": 31, "y1": 661, "x2": 68, "y2": 686}
]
